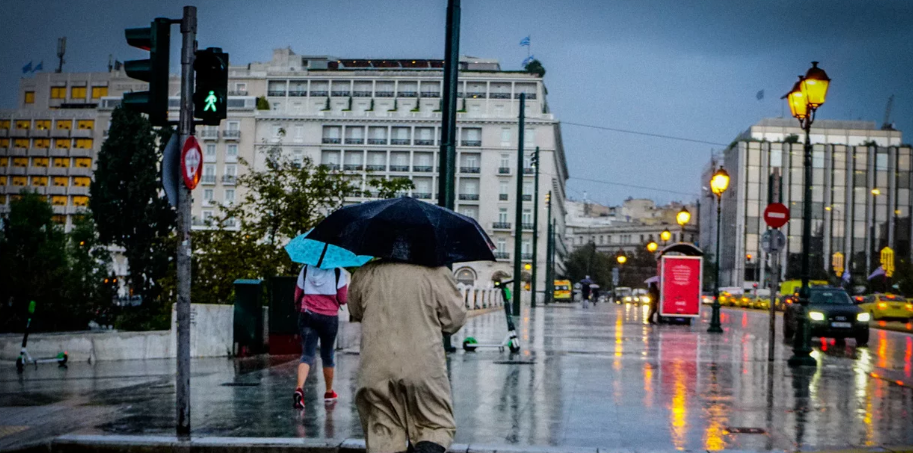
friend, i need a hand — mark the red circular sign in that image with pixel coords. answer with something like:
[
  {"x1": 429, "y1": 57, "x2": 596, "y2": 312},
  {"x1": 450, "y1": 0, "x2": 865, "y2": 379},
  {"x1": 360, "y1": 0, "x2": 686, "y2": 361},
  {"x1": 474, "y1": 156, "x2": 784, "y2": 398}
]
[
  {"x1": 181, "y1": 136, "x2": 203, "y2": 190},
  {"x1": 763, "y1": 203, "x2": 790, "y2": 228}
]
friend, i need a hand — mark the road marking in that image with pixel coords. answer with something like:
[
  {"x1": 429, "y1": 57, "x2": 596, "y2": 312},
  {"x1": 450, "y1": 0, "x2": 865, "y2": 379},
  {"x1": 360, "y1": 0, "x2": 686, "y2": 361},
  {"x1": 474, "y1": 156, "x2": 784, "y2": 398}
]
[{"x1": 0, "y1": 426, "x2": 29, "y2": 438}]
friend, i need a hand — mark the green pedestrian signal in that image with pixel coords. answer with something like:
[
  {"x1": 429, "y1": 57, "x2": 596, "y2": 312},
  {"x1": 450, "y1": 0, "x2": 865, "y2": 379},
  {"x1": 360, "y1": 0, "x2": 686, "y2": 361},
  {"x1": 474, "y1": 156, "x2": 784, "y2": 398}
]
[
  {"x1": 122, "y1": 18, "x2": 171, "y2": 126},
  {"x1": 193, "y1": 47, "x2": 228, "y2": 125}
]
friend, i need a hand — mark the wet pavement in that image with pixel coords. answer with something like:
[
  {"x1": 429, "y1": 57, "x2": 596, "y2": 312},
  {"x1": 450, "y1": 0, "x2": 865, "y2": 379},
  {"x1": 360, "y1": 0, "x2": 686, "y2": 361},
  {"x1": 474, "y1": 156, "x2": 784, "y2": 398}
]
[{"x1": 2, "y1": 303, "x2": 913, "y2": 452}]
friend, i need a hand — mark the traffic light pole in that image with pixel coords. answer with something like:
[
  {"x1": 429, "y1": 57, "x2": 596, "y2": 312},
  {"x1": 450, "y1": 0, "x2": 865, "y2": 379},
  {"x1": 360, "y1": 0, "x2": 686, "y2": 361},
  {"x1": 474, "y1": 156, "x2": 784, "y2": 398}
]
[
  {"x1": 531, "y1": 147, "x2": 540, "y2": 308},
  {"x1": 175, "y1": 5, "x2": 196, "y2": 436},
  {"x1": 513, "y1": 94, "x2": 526, "y2": 317},
  {"x1": 545, "y1": 190, "x2": 553, "y2": 305}
]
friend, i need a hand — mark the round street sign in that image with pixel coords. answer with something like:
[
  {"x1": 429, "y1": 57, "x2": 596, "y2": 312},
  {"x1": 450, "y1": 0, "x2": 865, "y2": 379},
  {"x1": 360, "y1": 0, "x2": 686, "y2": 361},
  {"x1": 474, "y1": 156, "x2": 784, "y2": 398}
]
[
  {"x1": 763, "y1": 203, "x2": 790, "y2": 229},
  {"x1": 181, "y1": 136, "x2": 203, "y2": 190},
  {"x1": 761, "y1": 229, "x2": 786, "y2": 253}
]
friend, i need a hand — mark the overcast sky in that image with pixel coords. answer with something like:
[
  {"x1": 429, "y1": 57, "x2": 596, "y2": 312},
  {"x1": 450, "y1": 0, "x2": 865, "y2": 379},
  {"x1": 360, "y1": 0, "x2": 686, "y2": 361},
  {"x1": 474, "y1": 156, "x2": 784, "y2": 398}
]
[{"x1": 2, "y1": 0, "x2": 911, "y2": 206}]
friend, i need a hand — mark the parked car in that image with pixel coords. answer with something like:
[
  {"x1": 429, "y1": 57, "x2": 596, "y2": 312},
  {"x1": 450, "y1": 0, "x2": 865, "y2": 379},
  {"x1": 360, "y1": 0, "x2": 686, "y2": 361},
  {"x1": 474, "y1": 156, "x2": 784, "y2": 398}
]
[
  {"x1": 857, "y1": 293, "x2": 913, "y2": 321},
  {"x1": 783, "y1": 286, "x2": 869, "y2": 346},
  {"x1": 701, "y1": 292, "x2": 715, "y2": 305}
]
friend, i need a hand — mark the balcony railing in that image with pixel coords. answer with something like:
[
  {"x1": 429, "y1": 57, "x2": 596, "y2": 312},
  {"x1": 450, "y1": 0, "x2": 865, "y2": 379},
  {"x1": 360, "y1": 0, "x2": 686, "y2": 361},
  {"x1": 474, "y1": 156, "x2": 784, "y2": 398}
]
[
  {"x1": 522, "y1": 253, "x2": 533, "y2": 260},
  {"x1": 322, "y1": 138, "x2": 341, "y2": 144},
  {"x1": 413, "y1": 192, "x2": 432, "y2": 199},
  {"x1": 523, "y1": 167, "x2": 535, "y2": 175},
  {"x1": 492, "y1": 222, "x2": 511, "y2": 230},
  {"x1": 494, "y1": 251, "x2": 510, "y2": 260},
  {"x1": 345, "y1": 138, "x2": 365, "y2": 145},
  {"x1": 490, "y1": 93, "x2": 511, "y2": 99},
  {"x1": 368, "y1": 138, "x2": 387, "y2": 145},
  {"x1": 498, "y1": 167, "x2": 510, "y2": 174},
  {"x1": 201, "y1": 175, "x2": 217, "y2": 185},
  {"x1": 310, "y1": 90, "x2": 328, "y2": 97},
  {"x1": 365, "y1": 164, "x2": 384, "y2": 171},
  {"x1": 229, "y1": 90, "x2": 248, "y2": 96},
  {"x1": 415, "y1": 139, "x2": 434, "y2": 146},
  {"x1": 413, "y1": 166, "x2": 433, "y2": 173},
  {"x1": 515, "y1": 93, "x2": 537, "y2": 99},
  {"x1": 288, "y1": 90, "x2": 307, "y2": 97},
  {"x1": 221, "y1": 175, "x2": 237, "y2": 185},
  {"x1": 522, "y1": 194, "x2": 532, "y2": 201},
  {"x1": 331, "y1": 91, "x2": 350, "y2": 97},
  {"x1": 375, "y1": 91, "x2": 394, "y2": 97},
  {"x1": 522, "y1": 223, "x2": 535, "y2": 230},
  {"x1": 389, "y1": 165, "x2": 410, "y2": 172},
  {"x1": 461, "y1": 140, "x2": 481, "y2": 147},
  {"x1": 321, "y1": 163, "x2": 340, "y2": 171},
  {"x1": 353, "y1": 91, "x2": 372, "y2": 97},
  {"x1": 397, "y1": 91, "x2": 417, "y2": 98},
  {"x1": 459, "y1": 194, "x2": 479, "y2": 201},
  {"x1": 223, "y1": 130, "x2": 241, "y2": 140},
  {"x1": 343, "y1": 164, "x2": 363, "y2": 171},
  {"x1": 499, "y1": 194, "x2": 508, "y2": 201},
  {"x1": 199, "y1": 129, "x2": 219, "y2": 140},
  {"x1": 390, "y1": 139, "x2": 410, "y2": 145},
  {"x1": 466, "y1": 92, "x2": 486, "y2": 99},
  {"x1": 420, "y1": 91, "x2": 440, "y2": 97},
  {"x1": 267, "y1": 90, "x2": 286, "y2": 96},
  {"x1": 460, "y1": 166, "x2": 480, "y2": 174}
]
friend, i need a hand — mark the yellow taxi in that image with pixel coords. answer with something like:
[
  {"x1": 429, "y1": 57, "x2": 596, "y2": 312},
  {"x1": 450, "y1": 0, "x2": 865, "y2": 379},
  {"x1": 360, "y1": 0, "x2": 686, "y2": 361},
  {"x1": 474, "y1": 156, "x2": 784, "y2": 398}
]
[
  {"x1": 857, "y1": 294, "x2": 913, "y2": 321},
  {"x1": 553, "y1": 280, "x2": 572, "y2": 302},
  {"x1": 738, "y1": 294, "x2": 756, "y2": 308},
  {"x1": 718, "y1": 291, "x2": 735, "y2": 307}
]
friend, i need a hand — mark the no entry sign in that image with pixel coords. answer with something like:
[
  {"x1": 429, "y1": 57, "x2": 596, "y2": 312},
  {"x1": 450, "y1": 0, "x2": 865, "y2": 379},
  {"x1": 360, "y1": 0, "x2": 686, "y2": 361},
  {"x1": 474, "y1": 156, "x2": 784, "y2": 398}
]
[
  {"x1": 181, "y1": 136, "x2": 203, "y2": 190},
  {"x1": 763, "y1": 203, "x2": 790, "y2": 229}
]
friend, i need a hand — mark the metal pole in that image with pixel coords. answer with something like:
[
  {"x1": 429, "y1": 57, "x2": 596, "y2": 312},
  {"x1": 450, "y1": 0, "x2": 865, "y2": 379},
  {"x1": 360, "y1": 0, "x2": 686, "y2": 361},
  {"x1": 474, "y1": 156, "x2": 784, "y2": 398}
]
[
  {"x1": 438, "y1": 0, "x2": 460, "y2": 353},
  {"x1": 768, "y1": 169, "x2": 781, "y2": 362},
  {"x1": 531, "y1": 147, "x2": 540, "y2": 307},
  {"x1": 513, "y1": 93, "x2": 526, "y2": 316},
  {"x1": 708, "y1": 195, "x2": 724, "y2": 333},
  {"x1": 789, "y1": 121, "x2": 816, "y2": 367},
  {"x1": 545, "y1": 190, "x2": 553, "y2": 305},
  {"x1": 175, "y1": 5, "x2": 196, "y2": 436}
]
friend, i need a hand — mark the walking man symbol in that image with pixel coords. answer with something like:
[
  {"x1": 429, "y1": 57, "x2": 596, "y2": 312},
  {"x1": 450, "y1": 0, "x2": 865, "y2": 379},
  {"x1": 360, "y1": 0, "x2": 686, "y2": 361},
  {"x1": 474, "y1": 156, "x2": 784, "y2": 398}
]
[{"x1": 204, "y1": 91, "x2": 217, "y2": 112}]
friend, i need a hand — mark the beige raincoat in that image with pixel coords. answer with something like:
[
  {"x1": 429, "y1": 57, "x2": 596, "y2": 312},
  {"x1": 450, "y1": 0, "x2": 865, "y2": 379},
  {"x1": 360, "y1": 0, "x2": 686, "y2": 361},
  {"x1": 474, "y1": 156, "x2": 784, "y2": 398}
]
[{"x1": 349, "y1": 261, "x2": 467, "y2": 453}]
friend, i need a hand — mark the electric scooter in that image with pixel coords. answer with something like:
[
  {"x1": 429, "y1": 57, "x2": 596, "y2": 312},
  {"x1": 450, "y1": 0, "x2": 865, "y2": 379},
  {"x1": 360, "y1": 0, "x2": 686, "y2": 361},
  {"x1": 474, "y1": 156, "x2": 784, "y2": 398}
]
[
  {"x1": 16, "y1": 301, "x2": 68, "y2": 373},
  {"x1": 462, "y1": 280, "x2": 521, "y2": 353}
]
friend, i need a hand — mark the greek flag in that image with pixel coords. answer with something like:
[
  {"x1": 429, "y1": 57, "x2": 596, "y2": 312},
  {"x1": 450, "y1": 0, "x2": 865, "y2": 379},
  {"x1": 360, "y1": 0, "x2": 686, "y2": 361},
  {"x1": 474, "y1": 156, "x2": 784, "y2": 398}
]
[
  {"x1": 519, "y1": 36, "x2": 530, "y2": 46},
  {"x1": 22, "y1": 61, "x2": 32, "y2": 74},
  {"x1": 522, "y1": 55, "x2": 535, "y2": 66},
  {"x1": 756, "y1": 89, "x2": 764, "y2": 100},
  {"x1": 33, "y1": 61, "x2": 43, "y2": 72}
]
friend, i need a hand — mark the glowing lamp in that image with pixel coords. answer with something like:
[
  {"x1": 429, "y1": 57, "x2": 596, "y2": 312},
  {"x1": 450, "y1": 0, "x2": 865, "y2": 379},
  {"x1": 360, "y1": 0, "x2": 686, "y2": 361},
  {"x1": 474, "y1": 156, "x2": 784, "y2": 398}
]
[{"x1": 801, "y1": 61, "x2": 830, "y2": 109}]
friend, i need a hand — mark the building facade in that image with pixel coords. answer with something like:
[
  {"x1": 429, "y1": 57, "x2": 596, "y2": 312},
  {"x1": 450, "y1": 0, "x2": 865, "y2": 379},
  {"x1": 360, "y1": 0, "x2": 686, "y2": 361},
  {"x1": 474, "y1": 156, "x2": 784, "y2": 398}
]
[{"x1": 708, "y1": 118, "x2": 910, "y2": 289}]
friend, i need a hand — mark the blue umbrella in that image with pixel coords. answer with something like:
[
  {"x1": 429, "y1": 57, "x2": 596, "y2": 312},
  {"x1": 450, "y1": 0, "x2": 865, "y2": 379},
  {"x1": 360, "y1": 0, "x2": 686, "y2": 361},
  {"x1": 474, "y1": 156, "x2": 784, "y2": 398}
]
[{"x1": 284, "y1": 230, "x2": 373, "y2": 269}]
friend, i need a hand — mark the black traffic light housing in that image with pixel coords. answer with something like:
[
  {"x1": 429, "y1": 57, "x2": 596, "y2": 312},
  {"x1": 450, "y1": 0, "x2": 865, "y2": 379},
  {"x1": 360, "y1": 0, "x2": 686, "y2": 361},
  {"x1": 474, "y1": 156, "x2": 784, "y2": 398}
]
[
  {"x1": 193, "y1": 47, "x2": 229, "y2": 125},
  {"x1": 123, "y1": 18, "x2": 171, "y2": 126}
]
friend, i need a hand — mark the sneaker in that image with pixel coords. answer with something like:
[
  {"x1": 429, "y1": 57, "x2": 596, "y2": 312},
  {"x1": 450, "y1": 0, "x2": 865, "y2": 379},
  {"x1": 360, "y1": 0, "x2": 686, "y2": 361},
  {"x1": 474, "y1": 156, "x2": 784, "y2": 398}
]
[
  {"x1": 293, "y1": 387, "x2": 305, "y2": 409},
  {"x1": 324, "y1": 390, "x2": 338, "y2": 402}
]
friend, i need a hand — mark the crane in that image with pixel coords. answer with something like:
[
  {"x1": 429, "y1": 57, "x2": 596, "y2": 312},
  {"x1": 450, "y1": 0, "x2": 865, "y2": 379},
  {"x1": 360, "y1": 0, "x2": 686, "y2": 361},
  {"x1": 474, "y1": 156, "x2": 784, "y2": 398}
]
[{"x1": 881, "y1": 95, "x2": 895, "y2": 130}]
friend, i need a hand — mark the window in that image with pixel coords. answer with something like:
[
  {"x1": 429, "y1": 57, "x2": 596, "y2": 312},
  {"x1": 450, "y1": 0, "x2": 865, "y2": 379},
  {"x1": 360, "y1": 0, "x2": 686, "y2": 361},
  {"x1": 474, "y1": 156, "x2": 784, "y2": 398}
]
[
  {"x1": 77, "y1": 120, "x2": 94, "y2": 130},
  {"x1": 14, "y1": 139, "x2": 29, "y2": 148},
  {"x1": 0, "y1": 157, "x2": 7, "y2": 167},
  {"x1": 75, "y1": 158, "x2": 92, "y2": 168},
  {"x1": 75, "y1": 139, "x2": 93, "y2": 149},
  {"x1": 205, "y1": 144, "x2": 216, "y2": 162},
  {"x1": 55, "y1": 139, "x2": 70, "y2": 149},
  {"x1": 51, "y1": 87, "x2": 66, "y2": 99},
  {"x1": 13, "y1": 158, "x2": 28, "y2": 167},
  {"x1": 522, "y1": 209, "x2": 532, "y2": 225},
  {"x1": 0, "y1": 139, "x2": 7, "y2": 148},
  {"x1": 55, "y1": 120, "x2": 71, "y2": 130},
  {"x1": 0, "y1": 120, "x2": 9, "y2": 129},
  {"x1": 0, "y1": 176, "x2": 5, "y2": 185},
  {"x1": 71, "y1": 86, "x2": 87, "y2": 99},
  {"x1": 499, "y1": 181, "x2": 509, "y2": 195},
  {"x1": 12, "y1": 176, "x2": 27, "y2": 186},
  {"x1": 52, "y1": 177, "x2": 68, "y2": 186},
  {"x1": 51, "y1": 196, "x2": 68, "y2": 206},
  {"x1": 498, "y1": 208, "x2": 508, "y2": 223},
  {"x1": 224, "y1": 164, "x2": 237, "y2": 177},
  {"x1": 35, "y1": 120, "x2": 50, "y2": 130},
  {"x1": 497, "y1": 238, "x2": 507, "y2": 252},
  {"x1": 24, "y1": 91, "x2": 35, "y2": 104},
  {"x1": 74, "y1": 177, "x2": 91, "y2": 187},
  {"x1": 73, "y1": 196, "x2": 89, "y2": 207},
  {"x1": 91, "y1": 86, "x2": 108, "y2": 99},
  {"x1": 33, "y1": 157, "x2": 49, "y2": 167},
  {"x1": 525, "y1": 128, "x2": 536, "y2": 146},
  {"x1": 16, "y1": 120, "x2": 30, "y2": 130},
  {"x1": 31, "y1": 176, "x2": 48, "y2": 187},
  {"x1": 501, "y1": 128, "x2": 511, "y2": 147},
  {"x1": 500, "y1": 153, "x2": 510, "y2": 169},
  {"x1": 203, "y1": 189, "x2": 214, "y2": 203},
  {"x1": 225, "y1": 189, "x2": 235, "y2": 204},
  {"x1": 226, "y1": 144, "x2": 238, "y2": 162},
  {"x1": 33, "y1": 139, "x2": 50, "y2": 149}
]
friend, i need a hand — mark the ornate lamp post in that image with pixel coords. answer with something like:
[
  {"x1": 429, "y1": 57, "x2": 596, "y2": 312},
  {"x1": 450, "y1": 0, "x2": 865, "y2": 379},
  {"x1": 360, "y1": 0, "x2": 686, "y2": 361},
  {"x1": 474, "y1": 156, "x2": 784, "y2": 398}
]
[
  {"x1": 707, "y1": 166, "x2": 730, "y2": 333},
  {"x1": 660, "y1": 228, "x2": 672, "y2": 245},
  {"x1": 676, "y1": 207, "x2": 691, "y2": 242},
  {"x1": 646, "y1": 240, "x2": 659, "y2": 253},
  {"x1": 783, "y1": 61, "x2": 830, "y2": 367}
]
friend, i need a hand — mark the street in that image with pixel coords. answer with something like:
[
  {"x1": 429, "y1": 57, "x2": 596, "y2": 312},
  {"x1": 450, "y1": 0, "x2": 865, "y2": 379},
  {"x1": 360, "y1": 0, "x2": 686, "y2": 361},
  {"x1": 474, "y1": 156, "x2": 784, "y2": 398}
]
[{"x1": 2, "y1": 303, "x2": 912, "y2": 452}]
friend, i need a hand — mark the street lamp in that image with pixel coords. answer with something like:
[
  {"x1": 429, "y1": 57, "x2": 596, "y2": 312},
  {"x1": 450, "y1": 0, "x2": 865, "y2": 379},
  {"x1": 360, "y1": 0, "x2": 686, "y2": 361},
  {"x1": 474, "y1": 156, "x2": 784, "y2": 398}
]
[
  {"x1": 616, "y1": 251, "x2": 628, "y2": 265},
  {"x1": 676, "y1": 207, "x2": 691, "y2": 241},
  {"x1": 646, "y1": 240, "x2": 658, "y2": 253},
  {"x1": 660, "y1": 228, "x2": 672, "y2": 244},
  {"x1": 784, "y1": 61, "x2": 830, "y2": 367},
  {"x1": 707, "y1": 166, "x2": 730, "y2": 333}
]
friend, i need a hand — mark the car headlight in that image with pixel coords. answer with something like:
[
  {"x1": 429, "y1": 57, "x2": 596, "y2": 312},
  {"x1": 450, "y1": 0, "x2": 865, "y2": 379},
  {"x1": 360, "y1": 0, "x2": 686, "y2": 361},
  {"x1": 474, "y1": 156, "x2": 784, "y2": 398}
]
[
  {"x1": 856, "y1": 312, "x2": 871, "y2": 322},
  {"x1": 624, "y1": 296, "x2": 631, "y2": 301},
  {"x1": 643, "y1": 296, "x2": 651, "y2": 303},
  {"x1": 809, "y1": 311, "x2": 826, "y2": 321}
]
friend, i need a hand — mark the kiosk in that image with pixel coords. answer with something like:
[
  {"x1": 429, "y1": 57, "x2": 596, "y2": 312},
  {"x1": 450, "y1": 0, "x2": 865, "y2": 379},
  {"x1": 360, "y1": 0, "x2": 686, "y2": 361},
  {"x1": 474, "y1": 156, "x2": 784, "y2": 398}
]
[{"x1": 657, "y1": 243, "x2": 703, "y2": 324}]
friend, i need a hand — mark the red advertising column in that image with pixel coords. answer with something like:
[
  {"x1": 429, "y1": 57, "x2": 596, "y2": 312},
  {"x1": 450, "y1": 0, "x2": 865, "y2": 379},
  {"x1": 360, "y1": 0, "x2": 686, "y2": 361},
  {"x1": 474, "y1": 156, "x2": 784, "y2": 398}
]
[{"x1": 660, "y1": 256, "x2": 703, "y2": 317}]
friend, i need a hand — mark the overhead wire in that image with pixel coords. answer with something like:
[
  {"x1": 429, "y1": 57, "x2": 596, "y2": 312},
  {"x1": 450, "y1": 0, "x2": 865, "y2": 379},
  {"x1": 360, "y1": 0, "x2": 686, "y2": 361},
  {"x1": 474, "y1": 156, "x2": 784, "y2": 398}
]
[{"x1": 561, "y1": 121, "x2": 730, "y2": 147}]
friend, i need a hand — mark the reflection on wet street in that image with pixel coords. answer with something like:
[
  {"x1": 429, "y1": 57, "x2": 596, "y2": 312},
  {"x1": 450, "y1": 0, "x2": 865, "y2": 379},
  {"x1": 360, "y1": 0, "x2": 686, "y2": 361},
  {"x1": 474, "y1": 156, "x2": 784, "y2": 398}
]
[{"x1": 2, "y1": 303, "x2": 912, "y2": 451}]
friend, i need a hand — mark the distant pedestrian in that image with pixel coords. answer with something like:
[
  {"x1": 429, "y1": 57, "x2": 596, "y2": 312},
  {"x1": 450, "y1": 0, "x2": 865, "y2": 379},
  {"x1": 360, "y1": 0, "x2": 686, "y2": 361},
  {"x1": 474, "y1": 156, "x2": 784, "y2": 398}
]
[
  {"x1": 580, "y1": 276, "x2": 593, "y2": 309},
  {"x1": 647, "y1": 282, "x2": 660, "y2": 324},
  {"x1": 349, "y1": 261, "x2": 467, "y2": 453},
  {"x1": 292, "y1": 265, "x2": 348, "y2": 410}
]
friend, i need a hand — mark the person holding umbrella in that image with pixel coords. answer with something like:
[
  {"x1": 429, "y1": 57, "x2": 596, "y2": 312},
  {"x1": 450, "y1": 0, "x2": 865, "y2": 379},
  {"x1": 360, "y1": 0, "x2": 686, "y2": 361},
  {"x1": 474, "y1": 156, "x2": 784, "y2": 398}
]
[
  {"x1": 284, "y1": 231, "x2": 372, "y2": 410},
  {"x1": 307, "y1": 197, "x2": 496, "y2": 453},
  {"x1": 579, "y1": 276, "x2": 594, "y2": 309},
  {"x1": 646, "y1": 278, "x2": 661, "y2": 324}
]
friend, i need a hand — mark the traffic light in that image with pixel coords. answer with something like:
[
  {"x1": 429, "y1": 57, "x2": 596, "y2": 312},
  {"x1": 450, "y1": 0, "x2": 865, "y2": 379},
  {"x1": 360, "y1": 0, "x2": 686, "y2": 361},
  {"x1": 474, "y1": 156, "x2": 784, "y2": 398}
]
[
  {"x1": 123, "y1": 18, "x2": 171, "y2": 126},
  {"x1": 194, "y1": 47, "x2": 229, "y2": 125},
  {"x1": 530, "y1": 148, "x2": 539, "y2": 167}
]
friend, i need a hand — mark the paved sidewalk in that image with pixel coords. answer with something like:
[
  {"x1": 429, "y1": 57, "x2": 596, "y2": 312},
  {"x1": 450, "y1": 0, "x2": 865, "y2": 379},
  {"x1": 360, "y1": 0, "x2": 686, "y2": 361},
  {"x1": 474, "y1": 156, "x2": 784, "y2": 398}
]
[{"x1": 2, "y1": 303, "x2": 912, "y2": 452}]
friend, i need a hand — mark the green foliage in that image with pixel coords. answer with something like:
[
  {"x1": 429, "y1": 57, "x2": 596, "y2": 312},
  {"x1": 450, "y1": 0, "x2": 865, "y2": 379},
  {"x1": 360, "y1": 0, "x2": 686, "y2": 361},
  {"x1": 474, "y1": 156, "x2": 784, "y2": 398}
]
[
  {"x1": 90, "y1": 107, "x2": 175, "y2": 330},
  {"x1": 321, "y1": 97, "x2": 331, "y2": 111},
  {"x1": 342, "y1": 96, "x2": 353, "y2": 112},
  {"x1": 563, "y1": 242, "x2": 613, "y2": 288},
  {"x1": 524, "y1": 59, "x2": 546, "y2": 77},
  {"x1": 410, "y1": 98, "x2": 421, "y2": 112},
  {"x1": 784, "y1": 134, "x2": 800, "y2": 144},
  {"x1": 67, "y1": 214, "x2": 116, "y2": 326},
  {"x1": 862, "y1": 140, "x2": 879, "y2": 147},
  {"x1": 368, "y1": 177, "x2": 415, "y2": 199},
  {"x1": 256, "y1": 96, "x2": 270, "y2": 110},
  {"x1": 617, "y1": 246, "x2": 658, "y2": 289},
  {"x1": 389, "y1": 99, "x2": 398, "y2": 112},
  {"x1": 367, "y1": 99, "x2": 375, "y2": 112},
  {"x1": 457, "y1": 98, "x2": 466, "y2": 113}
]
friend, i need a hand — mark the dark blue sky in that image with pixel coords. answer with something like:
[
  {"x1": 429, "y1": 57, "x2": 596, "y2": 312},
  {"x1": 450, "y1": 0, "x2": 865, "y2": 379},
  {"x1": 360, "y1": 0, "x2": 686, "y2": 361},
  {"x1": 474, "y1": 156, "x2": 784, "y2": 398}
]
[{"x1": 3, "y1": 0, "x2": 911, "y2": 206}]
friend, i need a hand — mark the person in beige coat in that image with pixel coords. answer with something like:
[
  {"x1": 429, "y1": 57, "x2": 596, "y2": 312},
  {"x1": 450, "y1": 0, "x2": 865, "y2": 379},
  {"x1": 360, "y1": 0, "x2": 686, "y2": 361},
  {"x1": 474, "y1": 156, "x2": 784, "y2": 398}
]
[{"x1": 348, "y1": 260, "x2": 467, "y2": 453}]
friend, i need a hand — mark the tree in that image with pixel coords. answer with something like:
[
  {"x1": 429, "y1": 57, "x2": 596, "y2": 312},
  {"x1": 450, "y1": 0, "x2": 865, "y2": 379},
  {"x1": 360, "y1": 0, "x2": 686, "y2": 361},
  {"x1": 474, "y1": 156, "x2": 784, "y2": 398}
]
[
  {"x1": 367, "y1": 177, "x2": 415, "y2": 199},
  {"x1": 618, "y1": 246, "x2": 658, "y2": 289},
  {"x1": 90, "y1": 107, "x2": 176, "y2": 330},
  {"x1": 0, "y1": 192, "x2": 72, "y2": 332},
  {"x1": 524, "y1": 59, "x2": 546, "y2": 77},
  {"x1": 67, "y1": 214, "x2": 116, "y2": 327},
  {"x1": 564, "y1": 242, "x2": 613, "y2": 288},
  {"x1": 784, "y1": 134, "x2": 800, "y2": 144}
]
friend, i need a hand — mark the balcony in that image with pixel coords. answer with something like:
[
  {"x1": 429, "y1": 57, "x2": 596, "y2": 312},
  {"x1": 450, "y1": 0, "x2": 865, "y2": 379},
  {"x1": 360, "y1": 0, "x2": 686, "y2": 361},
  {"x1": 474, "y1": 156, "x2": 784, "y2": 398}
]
[
  {"x1": 48, "y1": 167, "x2": 68, "y2": 176},
  {"x1": 31, "y1": 129, "x2": 49, "y2": 138},
  {"x1": 366, "y1": 164, "x2": 386, "y2": 171},
  {"x1": 420, "y1": 91, "x2": 440, "y2": 98},
  {"x1": 345, "y1": 138, "x2": 365, "y2": 145},
  {"x1": 522, "y1": 253, "x2": 533, "y2": 260},
  {"x1": 69, "y1": 167, "x2": 92, "y2": 177},
  {"x1": 70, "y1": 148, "x2": 92, "y2": 157},
  {"x1": 201, "y1": 175, "x2": 217, "y2": 185},
  {"x1": 492, "y1": 222, "x2": 511, "y2": 230},
  {"x1": 523, "y1": 167, "x2": 535, "y2": 175},
  {"x1": 343, "y1": 164, "x2": 363, "y2": 171},
  {"x1": 199, "y1": 129, "x2": 219, "y2": 140},
  {"x1": 498, "y1": 167, "x2": 510, "y2": 174},
  {"x1": 466, "y1": 92, "x2": 486, "y2": 99},
  {"x1": 458, "y1": 194, "x2": 479, "y2": 201},
  {"x1": 8, "y1": 167, "x2": 27, "y2": 175},
  {"x1": 46, "y1": 186, "x2": 67, "y2": 195},
  {"x1": 514, "y1": 93, "x2": 537, "y2": 99},
  {"x1": 390, "y1": 139, "x2": 410, "y2": 145},
  {"x1": 389, "y1": 165, "x2": 410, "y2": 172},
  {"x1": 413, "y1": 166, "x2": 433, "y2": 173},
  {"x1": 494, "y1": 251, "x2": 510, "y2": 260},
  {"x1": 229, "y1": 90, "x2": 248, "y2": 96},
  {"x1": 223, "y1": 130, "x2": 241, "y2": 140},
  {"x1": 321, "y1": 163, "x2": 340, "y2": 171},
  {"x1": 413, "y1": 192, "x2": 432, "y2": 199},
  {"x1": 288, "y1": 90, "x2": 307, "y2": 97},
  {"x1": 50, "y1": 129, "x2": 70, "y2": 138},
  {"x1": 522, "y1": 223, "x2": 535, "y2": 230},
  {"x1": 72, "y1": 129, "x2": 94, "y2": 138},
  {"x1": 367, "y1": 138, "x2": 387, "y2": 145},
  {"x1": 331, "y1": 91, "x2": 350, "y2": 97},
  {"x1": 267, "y1": 90, "x2": 286, "y2": 97},
  {"x1": 28, "y1": 147, "x2": 50, "y2": 156},
  {"x1": 68, "y1": 186, "x2": 89, "y2": 196},
  {"x1": 490, "y1": 93, "x2": 511, "y2": 99},
  {"x1": 10, "y1": 147, "x2": 28, "y2": 157},
  {"x1": 0, "y1": 128, "x2": 8, "y2": 137},
  {"x1": 10, "y1": 129, "x2": 28, "y2": 138},
  {"x1": 461, "y1": 140, "x2": 481, "y2": 147},
  {"x1": 415, "y1": 139, "x2": 434, "y2": 146},
  {"x1": 499, "y1": 194, "x2": 508, "y2": 201},
  {"x1": 221, "y1": 175, "x2": 237, "y2": 185},
  {"x1": 353, "y1": 91, "x2": 372, "y2": 97},
  {"x1": 397, "y1": 91, "x2": 417, "y2": 98},
  {"x1": 460, "y1": 166, "x2": 480, "y2": 174},
  {"x1": 375, "y1": 91, "x2": 394, "y2": 97},
  {"x1": 522, "y1": 194, "x2": 532, "y2": 201},
  {"x1": 322, "y1": 138, "x2": 342, "y2": 144},
  {"x1": 310, "y1": 90, "x2": 329, "y2": 97}
]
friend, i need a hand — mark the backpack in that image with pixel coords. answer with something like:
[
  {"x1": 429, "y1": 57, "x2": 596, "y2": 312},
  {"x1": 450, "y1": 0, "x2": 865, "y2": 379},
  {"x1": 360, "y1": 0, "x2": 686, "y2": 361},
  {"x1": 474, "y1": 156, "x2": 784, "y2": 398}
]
[{"x1": 297, "y1": 265, "x2": 342, "y2": 310}]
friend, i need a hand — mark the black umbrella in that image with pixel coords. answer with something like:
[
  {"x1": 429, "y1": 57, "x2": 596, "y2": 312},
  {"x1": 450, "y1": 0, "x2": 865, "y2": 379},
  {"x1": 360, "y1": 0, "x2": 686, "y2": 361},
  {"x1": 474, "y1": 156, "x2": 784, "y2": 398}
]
[{"x1": 306, "y1": 197, "x2": 496, "y2": 267}]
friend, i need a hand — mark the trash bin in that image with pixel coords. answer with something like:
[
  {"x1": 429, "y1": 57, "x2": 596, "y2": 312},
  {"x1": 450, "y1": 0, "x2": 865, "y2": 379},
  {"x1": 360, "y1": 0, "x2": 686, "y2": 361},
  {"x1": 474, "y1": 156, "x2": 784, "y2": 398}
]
[
  {"x1": 233, "y1": 279, "x2": 264, "y2": 356},
  {"x1": 268, "y1": 276, "x2": 299, "y2": 356}
]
